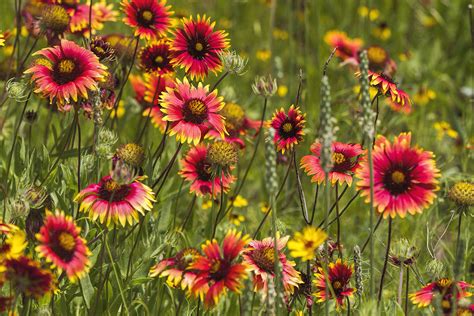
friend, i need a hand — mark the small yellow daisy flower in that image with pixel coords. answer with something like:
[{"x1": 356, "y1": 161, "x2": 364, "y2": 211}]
[
  {"x1": 110, "y1": 101, "x2": 125, "y2": 119},
  {"x1": 358, "y1": 6, "x2": 379, "y2": 21},
  {"x1": 433, "y1": 121, "x2": 458, "y2": 140},
  {"x1": 230, "y1": 195, "x2": 248, "y2": 208},
  {"x1": 287, "y1": 226, "x2": 327, "y2": 261},
  {"x1": 202, "y1": 200, "x2": 213, "y2": 210},
  {"x1": 278, "y1": 85, "x2": 288, "y2": 98},
  {"x1": 413, "y1": 87, "x2": 436, "y2": 106},
  {"x1": 256, "y1": 49, "x2": 271, "y2": 62},
  {"x1": 229, "y1": 213, "x2": 245, "y2": 226}
]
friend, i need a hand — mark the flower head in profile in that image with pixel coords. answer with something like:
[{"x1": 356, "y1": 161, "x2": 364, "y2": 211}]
[
  {"x1": 171, "y1": 15, "x2": 229, "y2": 80},
  {"x1": 121, "y1": 0, "x2": 172, "y2": 40},
  {"x1": 356, "y1": 132, "x2": 440, "y2": 218},
  {"x1": 149, "y1": 248, "x2": 201, "y2": 290},
  {"x1": 139, "y1": 39, "x2": 174, "y2": 75},
  {"x1": 189, "y1": 230, "x2": 249, "y2": 308},
  {"x1": 365, "y1": 71, "x2": 411, "y2": 107},
  {"x1": 301, "y1": 141, "x2": 364, "y2": 186},
  {"x1": 160, "y1": 77, "x2": 226, "y2": 145},
  {"x1": 3, "y1": 256, "x2": 55, "y2": 299},
  {"x1": 74, "y1": 175, "x2": 155, "y2": 227},
  {"x1": 243, "y1": 236, "x2": 302, "y2": 295},
  {"x1": 287, "y1": 227, "x2": 327, "y2": 262},
  {"x1": 25, "y1": 39, "x2": 107, "y2": 108},
  {"x1": 313, "y1": 259, "x2": 355, "y2": 308},
  {"x1": 35, "y1": 210, "x2": 91, "y2": 282},
  {"x1": 179, "y1": 144, "x2": 236, "y2": 197},
  {"x1": 269, "y1": 105, "x2": 305, "y2": 153},
  {"x1": 410, "y1": 278, "x2": 473, "y2": 315}
]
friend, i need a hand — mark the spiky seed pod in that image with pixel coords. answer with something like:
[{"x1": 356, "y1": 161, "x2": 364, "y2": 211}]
[
  {"x1": 219, "y1": 50, "x2": 248, "y2": 75},
  {"x1": 207, "y1": 141, "x2": 238, "y2": 173},
  {"x1": 358, "y1": 50, "x2": 376, "y2": 140},
  {"x1": 426, "y1": 258, "x2": 444, "y2": 279},
  {"x1": 353, "y1": 245, "x2": 364, "y2": 297},
  {"x1": 319, "y1": 75, "x2": 335, "y2": 174},
  {"x1": 90, "y1": 37, "x2": 116, "y2": 62},
  {"x1": 25, "y1": 209, "x2": 43, "y2": 241},
  {"x1": 115, "y1": 143, "x2": 145, "y2": 168},
  {"x1": 448, "y1": 181, "x2": 474, "y2": 207},
  {"x1": 6, "y1": 78, "x2": 30, "y2": 103},
  {"x1": 40, "y1": 4, "x2": 70, "y2": 34},
  {"x1": 252, "y1": 75, "x2": 277, "y2": 97},
  {"x1": 265, "y1": 128, "x2": 278, "y2": 195}
]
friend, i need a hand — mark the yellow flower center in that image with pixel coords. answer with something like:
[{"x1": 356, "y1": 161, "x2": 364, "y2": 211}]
[
  {"x1": 332, "y1": 152, "x2": 345, "y2": 164},
  {"x1": 210, "y1": 260, "x2": 221, "y2": 274},
  {"x1": 104, "y1": 179, "x2": 121, "y2": 192},
  {"x1": 208, "y1": 141, "x2": 238, "y2": 169},
  {"x1": 58, "y1": 232, "x2": 75, "y2": 252},
  {"x1": 141, "y1": 10, "x2": 153, "y2": 22},
  {"x1": 195, "y1": 42, "x2": 204, "y2": 52},
  {"x1": 391, "y1": 171, "x2": 405, "y2": 184},
  {"x1": 367, "y1": 46, "x2": 388, "y2": 64},
  {"x1": 282, "y1": 122, "x2": 293, "y2": 133},
  {"x1": 116, "y1": 143, "x2": 145, "y2": 167},
  {"x1": 332, "y1": 280, "x2": 342, "y2": 290},
  {"x1": 188, "y1": 99, "x2": 207, "y2": 116},
  {"x1": 154, "y1": 55, "x2": 164, "y2": 64},
  {"x1": 441, "y1": 299, "x2": 451, "y2": 309},
  {"x1": 58, "y1": 59, "x2": 75, "y2": 74},
  {"x1": 437, "y1": 278, "x2": 452, "y2": 288},
  {"x1": 220, "y1": 103, "x2": 245, "y2": 130},
  {"x1": 262, "y1": 248, "x2": 275, "y2": 262}
]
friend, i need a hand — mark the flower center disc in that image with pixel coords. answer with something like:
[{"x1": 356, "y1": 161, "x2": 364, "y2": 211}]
[
  {"x1": 195, "y1": 42, "x2": 204, "y2": 51},
  {"x1": 367, "y1": 46, "x2": 388, "y2": 65},
  {"x1": 332, "y1": 152, "x2": 346, "y2": 164},
  {"x1": 104, "y1": 179, "x2": 121, "y2": 192},
  {"x1": 187, "y1": 99, "x2": 207, "y2": 116},
  {"x1": 252, "y1": 248, "x2": 275, "y2": 273},
  {"x1": 58, "y1": 232, "x2": 75, "y2": 252},
  {"x1": 141, "y1": 10, "x2": 153, "y2": 22},
  {"x1": 391, "y1": 171, "x2": 405, "y2": 184},
  {"x1": 282, "y1": 122, "x2": 293, "y2": 133},
  {"x1": 332, "y1": 280, "x2": 342, "y2": 290},
  {"x1": 58, "y1": 59, "x2": 75, "y2": 74},
  {"x1": 154, "y1": 55, "x2": 164, "y2": 63}
]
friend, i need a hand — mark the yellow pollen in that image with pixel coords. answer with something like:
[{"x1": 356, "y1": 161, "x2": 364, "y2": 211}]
[
  {"x1": 58, "y1": 59, "x2": 75, "y2": 74},
  {"x1": 188, "y1": 99, "x2": 207, "y2": 116},
  {"x1": 104, "y1": 179, "x2": 121, "y2": 192},
  {"x1": 437, "y1": 278, "x2": 452, "y2": 288},
  {"x1": 332, "y1": 152, "x2": 345, "y2": 164},
  {"x1": 58, "y1": 232, "x2": 75, "y2": 251},
  {"x1": 391, "y1": 171, "x2": 405, "y2": 184},
  {"x1": 368, "y1": 46, "x2": 387, "y2": 64},
  {"x1": 141, "y1": 10, "x2": 153, "y2": 22},
  {"x1": 262, "y1": 248, "x2": 275, "y2": 262},
  {"x1": 282, "y1": 122, "x2": 293, "y2": 133},
  {"x1": 441, "y1": 300, "x2": 451, "y2": 309},
  {"x1": 332, "y1": 281, "x2": 342, "y2": 289},
  {"x1": 210, "y1": 260, "x2": 221, "y2": 273},
  {"x1": 154, "y1": 55, "x2": 164, "y2": 63},
  {"x1": 195, "y1": 42, "x2": 204, "y2": 51}
]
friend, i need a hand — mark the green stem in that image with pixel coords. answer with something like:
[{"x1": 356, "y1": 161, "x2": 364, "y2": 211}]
[
  {"x1": 105, "y1": 232, "x2": 130, "y2": 314},
  {"x1": 368, "y1": 139, "x2": 375, "y2": 297},
  {"x1": 377, "y1": 217, "x2": 392, "y2": 304}
]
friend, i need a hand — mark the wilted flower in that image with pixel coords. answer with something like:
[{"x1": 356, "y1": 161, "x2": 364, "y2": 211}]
[
  {"x1": 219, "y1": 50, "x2": 248, "y2": 75},
  {"x1": 252, "y1": 75, "x2": 277, "y2": 97},
  {"x1": 388, "y1": 239, "x2": 419, "y2": 267},
  {"x1": 6, "y1": 78, "x2": 30, "y2": 103}
]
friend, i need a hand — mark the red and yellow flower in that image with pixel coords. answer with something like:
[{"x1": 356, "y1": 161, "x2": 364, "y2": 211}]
[
  {"x1": 189, "y1": 230, "x2": 249, "y2": 308},
  {"x1": 0, "y1": 224, "x2": 27, "y2": 266},
  {"x1": 313, "y1": 259, "x2": 355, "y2": 308},
  {"x1": 366, "y1": 71, "x2": 411, "y2": 107},
  {"x1": 3, "y1": 256, "x2": 55, "y2": 299},
  {"x1": 149, "y1": 248, "x2": 201, "y2": 290},
  {"x1": 410, "y1": 278, "x2": 473, "y2": 315},
  {"x1": 179, "y1": 144, "x2": 236, "y2": 197},
  {"x1": 142, "y1": 73, "x2": 176, "y2": 132},
  {"x1": 356, "y1": 133, "x2": 440, "y2": 218},
  {"x1": 25, "y1": 39, "x2": 107, "y2": 107},
  {"x1": 243, "y1": 236, "x2": 302, "y2": 295},
  {"x1": 324, "y1": 30, "x2": 363, "y2": 62},
  {"x1": 121, "y1": 0, "x2": 172, "y2": 40},
  {"x1": 35, "y1": 210, "x2": 91, "y2": 282},
  {"x1": 74, "y1": 175, "x2": 155, "y2": 227},
  {"x1": 269, "y1": 105, "x2": 305, "y2": 153},
  {"x1": 160, "y1": 77, "x2": 226, "y2": 145},
  {"x1": 139, "y1": 39, "x2": 174, "y2": 75},
  {"x1": 171, "y1": 15, "x2": 229, "y2": 80},
  {"x1": 301, "y1": 141, "x2": 364, "y2": 186}
]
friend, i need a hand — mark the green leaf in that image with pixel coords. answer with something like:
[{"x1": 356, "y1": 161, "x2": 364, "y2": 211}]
[{"x1": 79, "y1": 274, "x2": 94, "y2": 309}]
